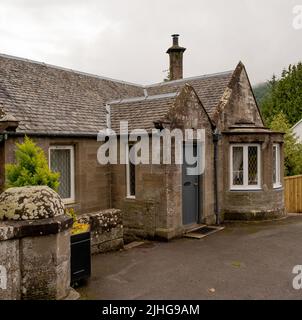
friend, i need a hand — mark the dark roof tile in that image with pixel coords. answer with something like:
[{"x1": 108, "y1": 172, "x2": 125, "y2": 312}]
[
  {"x1": 0, "y1": 54, "x2": 143, "y2": 134},
  {"x1": 0, "y1": 54, "x2": 234, "y2": 135},
  {"x1": 145, "y1": 71, "x2": 233, "y2": 119},
  {"x1": 110, "y1": 94, "x2": 177, "y2": 132}
]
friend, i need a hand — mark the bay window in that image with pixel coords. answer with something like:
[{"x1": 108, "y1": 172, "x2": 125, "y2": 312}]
[{"x1": 230, "y1": 144, "x2": 261, "y2": 190}]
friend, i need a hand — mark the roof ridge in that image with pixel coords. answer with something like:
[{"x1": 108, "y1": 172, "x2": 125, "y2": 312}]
[
  {"x1": 292, "y1": 118, "x2": 302, "y2": 130},
  {"x1": 145, "y1": 70, "x2": 234, "y2": 88},
  {"x1": 108, "y1": 92, "x2": 178, "y2": 105},
  {"x1": 0, "y1": 52, "x2": 234, "y2": 90},
  {"x1": 0, "y1": 52, "x2": 144, "y2": 88}
]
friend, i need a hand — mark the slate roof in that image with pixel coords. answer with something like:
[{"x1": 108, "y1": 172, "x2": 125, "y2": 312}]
[
  {"x1": 145, "y1": 71, "x2": 233, "y2": 119},
  {"x1": 0, "y1": 53, "x2": 234, "y2": 135},
  {"x1": 0, "y1": 54, "x2": 143, "y2": 135},
  {"x1": 110, "y1": 93, "x2": 177, "y2": 132}
]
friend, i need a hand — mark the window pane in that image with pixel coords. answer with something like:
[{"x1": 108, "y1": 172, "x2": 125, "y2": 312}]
[
  {"x1": 128, "y1": 145, "x2": 136, "y2": 196},
  {"x1": 273, "y1": 146, "x2": 277, "y2": 184},
  {"x1": 129, "y1": 161, "x2": 135, "y2": 196},
  {"x1": 233, "y1": 147, "x2": 244, "y2": 185},
  {"x1": 50, "y1": 149, "x2": 71, "y2": 199},
  {"x1": 248, "y1": 146, "x2": 258, "y2": 185}
]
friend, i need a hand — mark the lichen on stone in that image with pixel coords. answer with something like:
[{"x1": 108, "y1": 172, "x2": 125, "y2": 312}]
[{"x1": 0, "y1": 186, "x2": 65, "y2": 221}]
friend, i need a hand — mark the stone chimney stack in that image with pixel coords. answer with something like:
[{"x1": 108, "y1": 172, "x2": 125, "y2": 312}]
[{"x1": 166, "y1": 34, "x2": 186, "y2": 81}]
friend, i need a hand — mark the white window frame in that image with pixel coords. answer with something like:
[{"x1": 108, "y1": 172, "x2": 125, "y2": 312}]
[
  {"x1": 230, "y1": 144, "x2": 261, "y2": 190},
  {"x1": 273, "y1": 144, "x2": 282, "y2": 188},
  {"x1": 126, "y1": 144, "x2": 136, "y2": 199},
  {"x1": 49, "y1": 145, "x2": 75, "y2": 204}
]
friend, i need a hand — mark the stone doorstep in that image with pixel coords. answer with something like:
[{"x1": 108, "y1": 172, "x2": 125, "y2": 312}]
[
  {"x1": 184, "y1": 226, "x2": 225, "y2": 239},
  {"x1": 184, "y1": 223, "x2": 206, "y2": 233},
  {"x1": 91, "y1": 238, "x2": 124, "y2": 254},
  {"x1": 124, "y1": 241, "x2": 146, "y2": 250}
]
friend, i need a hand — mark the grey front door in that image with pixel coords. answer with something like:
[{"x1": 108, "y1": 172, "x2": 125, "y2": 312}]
[{"x1": 182, "y1": 144, "x2": 199, "y2": 225}]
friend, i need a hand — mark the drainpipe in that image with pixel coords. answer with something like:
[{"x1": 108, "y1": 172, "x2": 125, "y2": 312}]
[
  {"x1": 0, "y1": 133, "x2": 7, "y2": 194},
  {"x1": 213, "y1": 128, "x2": 221, "y2": 225}
]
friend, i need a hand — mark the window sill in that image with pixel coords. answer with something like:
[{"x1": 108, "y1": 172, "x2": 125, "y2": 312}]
[
  {"x1": 273, "y1": 184, "x2": 283, "y2": 189},
  {"x1": 230, "y1": 187, "x2": 262, "y2": 192},
  {"x1": 126, "y1": 196, "x2": 136, "y2": 200},
  {"x1": 63, "y1": 199, "x2": 76, "y2": 205}
]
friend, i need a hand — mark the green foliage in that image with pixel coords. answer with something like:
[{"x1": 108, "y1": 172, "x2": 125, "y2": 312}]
[
  {"x1": 65, "y1": 208, "x2": 90, "y2": 235},
  {"x1": 5, "y1": 136, "x2": 60, "y2": 190},
  {"x1": 260, "y1": 63, "x2": 302, "y2": 126},
  {"x1": 269, "y1": 113, "x2": 302, "y2": 176},
  {"x1": 65, "y1": 207, "x2": 77, "y2": 223}
]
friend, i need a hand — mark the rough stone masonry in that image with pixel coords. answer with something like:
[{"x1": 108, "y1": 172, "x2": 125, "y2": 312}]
[{"x1": 0, "y1": 186, "x2": 73, "y2": 300}]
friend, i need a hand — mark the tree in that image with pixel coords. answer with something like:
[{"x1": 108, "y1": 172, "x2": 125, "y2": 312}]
[
  {"x1": 253, "y1": 82, "x2": 271, "y2": 106},
  {"x1": 261, "y1": 62, "x2": 302, "y2": 126},
  {"x1": 269, "y1": 112, "x2": 302, "y2": 176},
  {"x1": 5, "y1": 136, "x2": 60, "y2": 190}
]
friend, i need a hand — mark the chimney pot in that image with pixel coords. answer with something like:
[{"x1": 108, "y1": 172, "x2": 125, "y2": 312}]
[
  {"x1": 172, "y1": 34, "x2": 179, "y2": 46},
  {"x1": 166, "y1": 34, "x2": 186, "y2": 81}
]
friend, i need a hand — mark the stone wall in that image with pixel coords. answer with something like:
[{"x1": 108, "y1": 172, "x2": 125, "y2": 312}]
[
  {"x1": 223, "y1": 189, "x2": 285, "y2": 220},
  {"x1": 0, "y1": 217, "x2": 73, "y2": 300},
  {"x1": 0, "y1": 186, "x2": 74, "y2": 300},
  {"x1": 78, "y1": 209, "x2": 123, "y2": 254}
]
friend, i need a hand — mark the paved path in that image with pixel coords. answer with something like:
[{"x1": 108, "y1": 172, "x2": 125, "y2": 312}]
[{"x1": 78, "y1": 216, "x2": 302, "y2": 300}]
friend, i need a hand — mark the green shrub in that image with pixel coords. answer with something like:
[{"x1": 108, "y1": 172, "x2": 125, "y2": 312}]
[
  {"x1": 65, "y1": 208, "x2": 90, "y2": 235},
  {"x1": 65, "y1": 207, "x2": 77, "y2": 223},
  {"x1": 5, "y1": 136, "x2": 60, "y2": 190},
  {"x1": 269, "y1": 112, "x2": 302, "y2": 176}
]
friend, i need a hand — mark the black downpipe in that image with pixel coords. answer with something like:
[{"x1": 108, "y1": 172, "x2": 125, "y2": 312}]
[{"x1": 213, "y1": 128, "x2": 221, "y2": 225}]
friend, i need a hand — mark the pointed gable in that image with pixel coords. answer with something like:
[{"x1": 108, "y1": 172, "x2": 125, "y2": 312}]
[
  {"x1": 164, "y1": 84, "x2": 213, "y2": 132},
  {"x1": 213, "y1": 62, "x2": 264, "y2": 130}
]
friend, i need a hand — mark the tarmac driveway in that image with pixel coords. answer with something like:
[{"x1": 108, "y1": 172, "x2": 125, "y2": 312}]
[{"x1": 78, "y1": 215, "x2": 302, "y2": 300}]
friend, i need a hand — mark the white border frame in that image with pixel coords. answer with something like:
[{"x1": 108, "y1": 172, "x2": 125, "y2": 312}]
[
  {"x1": 49, "y1": 145, "x2": 75, "y2": 204},
  {"x1": 126, "y1": 144, "x2": 136, "y2": 199},
  {"x1": 273, "y1": 144, "x2": 282, "y2": 189},
  {"x1": 230, "y1": 144, "x2": 261, "y2": 190}
]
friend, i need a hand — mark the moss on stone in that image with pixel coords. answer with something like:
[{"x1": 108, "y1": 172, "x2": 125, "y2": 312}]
[{"x1": 0, "y1": 186, "x2": 65, "y2": 221}]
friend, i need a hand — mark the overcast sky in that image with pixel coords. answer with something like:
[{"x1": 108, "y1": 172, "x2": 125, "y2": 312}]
[{"x1": 0, "y1": 0, "x2": 301, "y2": 85}]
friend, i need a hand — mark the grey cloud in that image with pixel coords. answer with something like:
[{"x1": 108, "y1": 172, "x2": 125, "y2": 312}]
[{"x1": 0, "y1": 0, "x2": 301, "y2": 85}]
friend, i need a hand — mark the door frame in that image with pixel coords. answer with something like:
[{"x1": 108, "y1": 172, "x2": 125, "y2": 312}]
[{"x1": 181, "y1": 142, "x2": 203, "y2": 226}]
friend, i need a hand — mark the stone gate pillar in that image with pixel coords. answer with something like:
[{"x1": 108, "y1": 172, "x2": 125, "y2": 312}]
[{"x1": 0, "y1": 186, "x2": 74, "y2": 300}]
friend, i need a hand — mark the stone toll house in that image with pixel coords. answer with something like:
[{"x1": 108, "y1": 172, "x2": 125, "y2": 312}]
[{"x1": 0, "y1": 35, "x2": 285, "y2": 241}]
